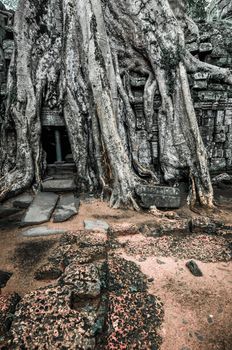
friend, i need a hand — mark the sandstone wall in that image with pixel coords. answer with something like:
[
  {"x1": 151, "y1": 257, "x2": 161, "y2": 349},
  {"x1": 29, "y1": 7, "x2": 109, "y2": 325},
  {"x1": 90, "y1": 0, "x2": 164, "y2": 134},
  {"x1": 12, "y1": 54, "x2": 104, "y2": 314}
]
[{"x1": 189, "y1": 22, "x2": 232, "y2": 172}]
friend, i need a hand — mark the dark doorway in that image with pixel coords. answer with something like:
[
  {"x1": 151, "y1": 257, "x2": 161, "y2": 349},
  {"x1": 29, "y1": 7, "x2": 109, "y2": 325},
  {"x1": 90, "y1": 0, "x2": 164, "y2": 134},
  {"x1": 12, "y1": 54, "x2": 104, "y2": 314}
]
[{"x1": 42, "y1": 126, "x2": 72, "y2": 164}]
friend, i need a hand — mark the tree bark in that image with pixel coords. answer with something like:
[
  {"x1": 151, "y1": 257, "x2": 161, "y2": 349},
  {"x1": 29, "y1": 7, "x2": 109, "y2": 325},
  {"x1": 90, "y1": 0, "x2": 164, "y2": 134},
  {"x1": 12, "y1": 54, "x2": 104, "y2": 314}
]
[{"x1": 1, "y1": 0, "x2": 232, "y2": 209}]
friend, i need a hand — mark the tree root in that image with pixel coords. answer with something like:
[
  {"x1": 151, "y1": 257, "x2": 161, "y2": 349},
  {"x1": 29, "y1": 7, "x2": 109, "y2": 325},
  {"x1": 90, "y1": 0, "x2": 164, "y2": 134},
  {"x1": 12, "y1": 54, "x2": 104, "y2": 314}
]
[{"x1": 185, "y1": 52, "x2": 232, "y2": 85}]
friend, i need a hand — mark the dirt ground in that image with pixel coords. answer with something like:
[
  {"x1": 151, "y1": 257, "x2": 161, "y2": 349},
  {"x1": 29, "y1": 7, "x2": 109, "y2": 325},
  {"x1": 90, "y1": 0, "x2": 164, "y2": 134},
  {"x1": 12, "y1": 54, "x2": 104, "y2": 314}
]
[{"x1": 0, "y1": 187, "x2": 232, "y2": 349}]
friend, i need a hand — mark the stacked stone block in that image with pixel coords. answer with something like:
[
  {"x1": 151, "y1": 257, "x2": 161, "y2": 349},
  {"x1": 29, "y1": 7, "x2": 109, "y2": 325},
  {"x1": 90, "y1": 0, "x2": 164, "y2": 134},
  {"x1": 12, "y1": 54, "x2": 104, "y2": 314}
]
[{"x1": 189, "y1": 22, "x2": 232, "y2": 172}]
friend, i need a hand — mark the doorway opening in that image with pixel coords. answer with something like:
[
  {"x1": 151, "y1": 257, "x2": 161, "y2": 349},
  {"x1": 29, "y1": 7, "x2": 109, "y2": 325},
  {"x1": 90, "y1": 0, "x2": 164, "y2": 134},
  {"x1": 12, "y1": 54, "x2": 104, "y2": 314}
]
[{"x1": 42, "y1": 126, "x2": 73, "y2": 164}]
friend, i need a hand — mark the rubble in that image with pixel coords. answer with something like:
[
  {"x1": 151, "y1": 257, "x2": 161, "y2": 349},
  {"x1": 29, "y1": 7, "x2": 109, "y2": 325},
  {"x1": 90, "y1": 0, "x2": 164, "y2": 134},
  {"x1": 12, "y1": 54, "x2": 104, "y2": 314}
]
[{"x1": 186, "y1": 260, "x2": 203, "y2": 277}]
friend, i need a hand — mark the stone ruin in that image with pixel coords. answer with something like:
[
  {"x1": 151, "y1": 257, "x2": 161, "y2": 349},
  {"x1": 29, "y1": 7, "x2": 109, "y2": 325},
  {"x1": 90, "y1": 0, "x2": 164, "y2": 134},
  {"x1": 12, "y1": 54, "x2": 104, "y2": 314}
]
[
  {"x1": 207, "y1": 0, "x2": 232, "y2": 21},
  {"x1": 0, "y1": 1, "x2": 232, "y2": 210}
]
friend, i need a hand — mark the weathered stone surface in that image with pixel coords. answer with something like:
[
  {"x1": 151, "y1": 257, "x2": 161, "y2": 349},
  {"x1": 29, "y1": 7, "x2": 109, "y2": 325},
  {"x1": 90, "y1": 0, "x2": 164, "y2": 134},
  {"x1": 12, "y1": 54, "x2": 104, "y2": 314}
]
[
  {"x1": 212, "y1": 173, "x2": 232, "y2": 185},
  {"x1": 34, "y1": 263, "x2": 63, "y2": 281},
  {"x1": 189, "y1": 217, "x2": 217, "y2": 235},
  {"x1": 10, "y1": 285, "x2": 101, "y2": 349},
  {"x1": 84, "y1": 220, "x2": 109, "y2": 232},
  {"x1": 199, "y1": 42, "x2": 213, "y2": 53},
  {"x1": 42, "y1": 179, "x2": 76, "y2": 192},
  {"x1": 60, "y1": 262, "x2": 102, "y2": 298},
  {"x1": 186, "y1": 260, "x2": 203, "y2": 277},
  {"x1": 12, "y1": 193, "x2": 33, "y2": 209},
  {"x1": 22, "y1": 226, "x2": 66, "y2": 237},
  {"x1": 136, "y1": 186, "x2": 181, "y2": 209},
  {"x1": 21, "y1": 192, "x2": 59, "y2": 226},
  {"x1": 5, "y1": 227, "x2": 164, "y2": 350},
  {"x1": 52, "y1": 193, "x2": 78, "y2": 223},
  {"x1": 0, "y1": 293, "x2": 21, "y2": 337}
]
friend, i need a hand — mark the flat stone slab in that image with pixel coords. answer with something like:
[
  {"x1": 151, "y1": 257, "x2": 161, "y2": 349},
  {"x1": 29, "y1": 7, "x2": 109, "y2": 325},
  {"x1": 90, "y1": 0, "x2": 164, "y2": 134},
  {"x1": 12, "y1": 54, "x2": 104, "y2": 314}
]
[
  {"x1": 22, "y1": 226, "x2": 66, "y2": 237},
  {"x1": 53, "y1": 194, "x2": 79, "y2": 223},
  {"x1": 84, "y1": 220, "x2": 109, "y2": 232},
  {"x1": 136, "y1": 185, "x2": 181, "y2": 209},
  {"x1": 42, "y1": 179, "x2": 76, "y2": 192},
  {"x1": 12, "y1": 193, "x2": 34, "y2": 209},
  {"x1": 21, "y1": 192, "x2": 59, "y2": 226}
]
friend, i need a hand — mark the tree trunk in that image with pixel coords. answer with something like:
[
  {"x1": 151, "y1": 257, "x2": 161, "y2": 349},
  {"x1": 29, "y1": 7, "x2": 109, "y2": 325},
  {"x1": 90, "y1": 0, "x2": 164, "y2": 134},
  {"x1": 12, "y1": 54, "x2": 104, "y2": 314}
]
[{"x1": 1, "y1": 0, "x2": 232, "y2": 209}]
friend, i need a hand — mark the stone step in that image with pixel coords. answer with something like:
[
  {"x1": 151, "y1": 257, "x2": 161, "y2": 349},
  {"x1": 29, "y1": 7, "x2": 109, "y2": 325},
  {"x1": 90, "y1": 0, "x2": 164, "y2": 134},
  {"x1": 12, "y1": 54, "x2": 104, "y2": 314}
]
[
  {"x1": 42, "y1": 179, "x2": 76, "y2": 192},
  {"x1": 47, "y1": 163, "x2": 76, "y2": 177},
  {"x1": 52, "y1": 193, "x2": 80, "y2": 223},
  {"x1": 21, "y1": 192, "x2": 59, "y2": 226}
]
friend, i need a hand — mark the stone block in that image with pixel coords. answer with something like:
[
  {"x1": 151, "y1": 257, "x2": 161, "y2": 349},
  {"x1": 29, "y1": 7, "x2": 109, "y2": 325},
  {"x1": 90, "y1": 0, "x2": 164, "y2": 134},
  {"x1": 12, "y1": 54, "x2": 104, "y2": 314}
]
[
  {"x1": 135, "y1": 186, "x2": 181, "y2": 209},
  {"x1": 216, "y1": 125, "x2": 228, "y2": 133},
  {"x1": 41, "y1": 107, "x2": 65, "y2": 126},
  {"x1": 130, "y1": 76, "x2": 147, "y2": 87},
  {"x1": 208, "y1": 83, "x2": 225, "y2": 91},
  {"x1": 197, "y1": 91, "x2": 215, "y2": 101},
  {"x1": 199, "y1": 43, "x2": 213, "y2": 53},
  {"x1": 12, "y1": 193, "x2": 34, "y2": 209},
  {"x1": 193, "y1": 80, "x2": 208, "y2": 90},
  {"x1": 21, "y1": 192, "x2": 59, "y2": 226},
  {"x1": 84, "y1": 220, "x2": 109, "y2": 232},
  {"x1": 225, "y1": 111, "x2": 232, "y2": 125},
  {"x1": 211, "y1": 46, "x2": 227, "y2": 58},
  {"x1": 216, "y1": 110, "x2": 225, "y2": 125},
  {"x1": 202, "y1": 117, "x2": 215, "y2": 127},
  {"x1": 151, "y1": 141, "x2": 158, "y2": 159},
  {"x1": 186, "y1": 42, "x2": 199, "y2": 54},
  {"x1": 213, "y1": 149, "x2": 224, "y2": 158},
  {"x1": 186, "y1": 260, "x2": 203, "y2": 277},
  {"x1": 0, "y1": 293, "x2": 21, "y2": 337},
  {"x1": 22, "y1": 226, "x2": 66, "y2": 237},
  {"x1": 214, "y1": 133, "x2": 226, "y2": 143},
  {"x1": 228, "y1": 124, "x2": 232, "y2": 133},
  {"x1": 194, "y1": 72, "x2": 209, "y2": 80},
  {"x1": 210, "y1": 158, "x2": 227, "y2": 171},
  {"x1": 225, "y1": 149, "x2": 232, "y2": 159},
  {"x1": 52, "y1": 193, "x2": 79, "y2": 223},
  {"x1": 42, "y1": 179, "x2": 76, "y2": 192}
]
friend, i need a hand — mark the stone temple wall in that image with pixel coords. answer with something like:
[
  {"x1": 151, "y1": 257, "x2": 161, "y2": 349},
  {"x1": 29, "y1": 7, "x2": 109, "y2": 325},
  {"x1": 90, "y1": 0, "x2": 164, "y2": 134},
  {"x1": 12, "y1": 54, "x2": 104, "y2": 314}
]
[
  {"x1": 207, "y1": 0, "x2": 232, "y2": 21},
  {"x1": 188, "y1": 22, "x2": 232, "y2": 173},
  {"x1": 0, "y1": 4, "x2": 231, "y2": 175}
]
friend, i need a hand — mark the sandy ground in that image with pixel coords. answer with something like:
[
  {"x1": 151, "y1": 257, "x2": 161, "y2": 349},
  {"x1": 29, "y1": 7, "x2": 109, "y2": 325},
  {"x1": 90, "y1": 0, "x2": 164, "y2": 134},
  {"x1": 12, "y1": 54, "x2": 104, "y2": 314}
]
[
  {"x1": 0, "y1": 189, "x2": 232, "y2": 349},
  {"x1": 121, "y1": 253, "x2": 232, "y2": 350}
]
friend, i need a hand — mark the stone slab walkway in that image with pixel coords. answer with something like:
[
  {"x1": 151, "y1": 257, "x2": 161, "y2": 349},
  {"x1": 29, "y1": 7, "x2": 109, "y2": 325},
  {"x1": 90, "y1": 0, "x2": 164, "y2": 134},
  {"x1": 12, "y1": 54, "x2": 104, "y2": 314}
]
[
  {"x1": 22, "y1": 226, "x2": 66, "y2": 237},
  {"x1": 53, "y1": 193, "x2": 79, "y2": 223},
  {"x1": 21, "y1": 192, "x2": 59, "y2": 226}
]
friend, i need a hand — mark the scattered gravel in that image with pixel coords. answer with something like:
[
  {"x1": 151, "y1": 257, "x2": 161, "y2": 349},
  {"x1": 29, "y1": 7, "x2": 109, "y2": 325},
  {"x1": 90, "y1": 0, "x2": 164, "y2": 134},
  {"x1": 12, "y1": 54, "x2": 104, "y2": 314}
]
[{"x1": 122, "y1": 234, "x2": 232, "y2": 262}]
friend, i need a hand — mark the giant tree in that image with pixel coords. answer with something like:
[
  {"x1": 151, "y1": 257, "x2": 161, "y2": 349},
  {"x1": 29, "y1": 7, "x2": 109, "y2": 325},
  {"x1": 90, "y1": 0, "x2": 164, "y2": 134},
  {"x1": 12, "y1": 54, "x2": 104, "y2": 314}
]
[{"x1": 0, "y1": 0, "x2": 232, "y2": 209}]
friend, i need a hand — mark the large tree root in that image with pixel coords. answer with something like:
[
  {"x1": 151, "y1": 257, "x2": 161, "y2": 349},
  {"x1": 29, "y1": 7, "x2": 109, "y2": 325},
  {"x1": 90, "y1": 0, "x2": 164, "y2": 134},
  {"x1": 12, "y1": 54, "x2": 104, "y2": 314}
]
[{"x1": 1, "y1": 0, "x2": 230, "y2": 210}]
